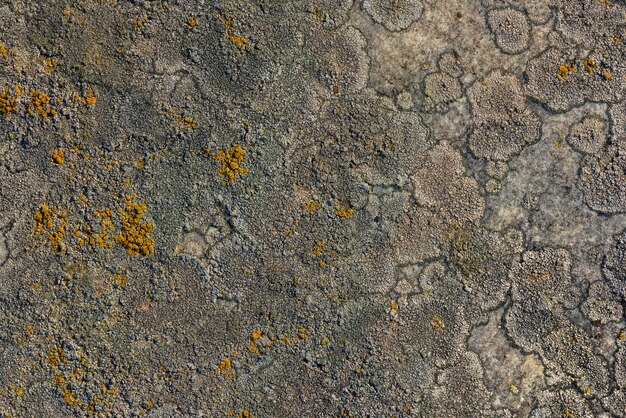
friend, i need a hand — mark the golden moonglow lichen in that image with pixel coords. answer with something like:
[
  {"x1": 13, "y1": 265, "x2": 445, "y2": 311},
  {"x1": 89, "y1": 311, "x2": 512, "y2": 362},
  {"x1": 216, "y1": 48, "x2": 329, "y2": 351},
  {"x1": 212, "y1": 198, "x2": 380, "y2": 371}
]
[
  {"x1": 26, "y1": 90, "x2": 56, "y2": 118},
  {"x1": 0, "y1": 88, "x2": 18, "y2": 114},
  {"x1": 51, "y1": 149, "x2": 65, "y2": 165},
  {"x1": 336, "y1": 204, "x2": 354, "y2": 219},
  {"x1": 210, "y1": 144, "x2": 249, "y2": 184},
  {"x1": 115, "y1": 196, "x2": 154, "y2": 256},
  {"x1": 33, "y1": 205, "x2": 68, "y2": 252}
]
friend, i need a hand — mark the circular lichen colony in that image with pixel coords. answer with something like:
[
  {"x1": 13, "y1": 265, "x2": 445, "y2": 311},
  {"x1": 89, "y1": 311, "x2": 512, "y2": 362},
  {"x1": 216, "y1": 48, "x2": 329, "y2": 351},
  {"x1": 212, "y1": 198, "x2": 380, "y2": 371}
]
[
  {"x1": 362, "y1": 0, "x2": 425, "y2": 31},
  {"x1": 487, "y1": 7, "x2": 531, "y2": 55}
]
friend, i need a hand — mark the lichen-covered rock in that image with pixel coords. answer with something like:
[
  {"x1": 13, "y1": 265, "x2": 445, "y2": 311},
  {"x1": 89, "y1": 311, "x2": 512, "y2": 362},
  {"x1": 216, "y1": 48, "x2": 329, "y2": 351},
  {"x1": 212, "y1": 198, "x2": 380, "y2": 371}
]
[
  {"x1": 411, "y1": 141, "x2": 485, "y2": 223},
  {"x1": 468, "y1": 70, "x2": 541, "y2": 161},
  {"x1": 487, "y1": 8, "x2": 531, "y2": 55},
  {"x1": 306, "y1": 26, "x2": 369, "y2": 97},
  {"x1": 525, "y1": 47, "x2": 626, "y2": 112},
  {"x1": 579, "y1": 139, "x2": 626, "y2": 214},
  {"x1": 567, "y1": 115, "x2": 608, "y2": 154},
  {"x1": 603, "y1": 231, "x2": 626, "y2": 298},
  {"x1": 362, "y1": 0, "x2": 425, "y2": 31},
  {"x1": 422, "y1": 71, "x2": 463, "y2": 113}
]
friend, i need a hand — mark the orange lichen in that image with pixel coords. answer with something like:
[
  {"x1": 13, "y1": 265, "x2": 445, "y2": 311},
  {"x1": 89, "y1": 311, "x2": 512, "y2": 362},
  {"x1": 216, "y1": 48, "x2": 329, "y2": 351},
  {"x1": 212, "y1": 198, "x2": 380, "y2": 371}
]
[
  {"x1": 336, "y1": 204, "x2": 354, "y2": 219},
  {"x1": 51, "y1": 149, "x2": 65, "y2": 165},
  {"x1": 312, "y1": 8, "x2": 326, "y2": 20},
  {"x1": 84, "y1": 91, "x2": 96, "y2": 106},
  {"x1": 46, "y1": 345, "x2": 67, "y2": 367},
  {"x1": 217, "y1": 358, "x2": 236, "y2": 379},
  {"x1": 311, "y1": 241, "x2": 325, "y2": 256},
  {"x1": 217, "y1": 15, "x2": 249, "y2": 49},
  {"x1": 211, "y1": 144, "x2": 249, "y2": 184},
  {"x1": 0, "y1": 42, "x2": 7, "y2": 59},
  {"x1": 43, "y1": 58, "x2": 57, "y2": 73},
  {"x1": 63, "y1": 388, "x2": 81, "y2": 407},
  {"x1": 582, "y1": 57, "x2": 595, "y2": 73},
  {"x1": 187, "y1": 16, "x2": 198, "y2": 28},
  {"x1": 248, "y1": 329, "x2": 263, "y2": 353},
  {"x1": 296, "y1": 325, "x2": 310, "y2": 340},
  {"x1": 431, "y1": 316, "x2": 445, "y2": 329},
  {"x1": 133, "y1": 14, "x2": 148, "y2": 28},
  {"x1": 177, "y1": 114, "x2": 197, "y2": 129},
  {"x1": 0, "y1": 88, "x2": 18, "y2": 114},
  {"x1": 75, "y1": 87, "x2": 96, "y2": 106},
  {"x1": 86, "y1": 207, "x2": 116, "y2": 249},
  {"x1": 115, "y1": 196, "x2": 154, "y2": 256},
  {"x1": 303, "y1": 199, "x2": 320, "y2": 212},
  {"x1": 556, "y1": 63, "x2": 576, "y2": 80},
  {"x1": 33, "y1": 205, "x2": 68, "y2": 252},
  {"x1": 26, "y1": 90, "x2": 56, "y2": 118},
  {"x1": 113, "y1": 273, "x2": 128, "y2": 287}
]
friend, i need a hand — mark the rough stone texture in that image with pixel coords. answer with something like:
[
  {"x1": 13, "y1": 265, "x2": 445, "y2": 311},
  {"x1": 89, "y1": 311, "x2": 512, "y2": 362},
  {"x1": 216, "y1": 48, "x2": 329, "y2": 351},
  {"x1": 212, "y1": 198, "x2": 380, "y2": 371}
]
[{"x1": 1, "y1": 1, "x2": 626, "y2": 417}]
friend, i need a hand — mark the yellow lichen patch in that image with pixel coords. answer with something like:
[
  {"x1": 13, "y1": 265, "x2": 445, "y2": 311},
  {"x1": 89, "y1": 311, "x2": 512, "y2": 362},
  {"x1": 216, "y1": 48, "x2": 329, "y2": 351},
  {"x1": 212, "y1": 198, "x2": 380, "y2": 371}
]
[
  {"x1": 582, "y1": 57, "x2": 595, "y2": 73},
  {"x1": 312, "y1": 8, "x2": 326, "y2": 20},
  {"x1": 0, "y1": 42, "x2": 7, "y2": 59},
  {"x1": 26, "y1": 90, "x2": 56, "y2": 118},
  {"x1": 187, "y1": 16, "x2": 198, "y2": 28},
  {"x1": 336, "y1": 204, "x2": 354, "y2": 219},
  {"x1": 320, "y1": 336, "x2": 330, "y2": 346},
  {"x1": 431, "y1": 316, "x2": 445, "y2": 329},
  {"x1": 556, "y1": 63, "x2": 576, "y2": 80},
  {"x1": 86, "y1": 207, "x2": 116, "y2": 249},
  {"x1": 217, "y1": 14, "x2": 249, "y2": 50},
  {"x1": 133, "y1": 14, "x2": 148, "y2": 28},
  {"x1": 618, "y1": 331, "x2": 626, "y2": 340},
  {"x1": 603, "y1": 68, "x2": 613, "y2": 80},
  {"x1": 303, "y1": 199, "x2": 320, "y2": 212},
  {"x1": 311, "y1": 240, "x2": 325, "y2": 256},
  {"x1": 248, "y1": 329, "x2": 263, "y2": 353},
  {"x1": 51, "y1": 149, "x2": 65, "y2": 165},
  {"x1": 296, "y1": 325, "x2": 309, "y2": 340},
  {"x1": 210, "y1": 144, "x2": 249, "y2": 184},
  {"x1": 113, "y1": 273, "x2": 128, "y2": 287},
  {"x1": 84, "y1": 91, "x2": 96, "y2": 106},
  {"x1": 216, "y1": 358, "x2": 236, "y2": 379},
  {"x1": 562, "y1": 409, "x2": 574, "y2": 418},
  {"x1": 239, "y1": 410, "x2": 254, "y2": 418},
  {"x1": 115, "y1": 196, "x2": 154, "y2": 256},
  {"x1": 43, "y1": 58, "x2": 57, "y2": 73},
  {"x1": 75, "y1": 87, "x2": 97, "y2": 106},
  {"x1": 8, "y1": 385, "x2": 24, "y2": 397},
  {"x1": 0, "y1": 88, "x2": 18, "y2": 114},
  {"x1": 46, "y1": 345, "x2": 67, "y2": 367},
  {"x1": 63, "y1": 388, "x2": 81, "y2": 407},
  {"x1": 177, "y1": 114, "x2": 197, "y2": 129},
  {"x1": 33, "y1": 205, "x2": 68, "y2": 252}
]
